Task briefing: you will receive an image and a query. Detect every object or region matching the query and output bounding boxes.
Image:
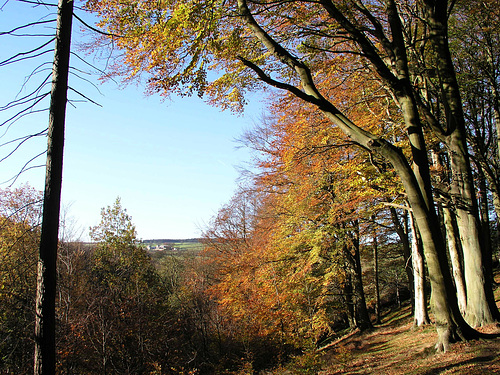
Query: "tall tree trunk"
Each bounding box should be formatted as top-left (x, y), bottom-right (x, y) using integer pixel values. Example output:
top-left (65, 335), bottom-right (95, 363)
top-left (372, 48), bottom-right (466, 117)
top-left (431, 149), bottom-right (467, 316)
top-left (373, 229), bottom-right (381, 324)
top-left (343, 273), bottom-right (356, 329)
top-left (441, 205), bottom-right (467, 316)
top-left (448, 135), bottom-right (494, 325)
top-left (477, 167), bottom-right (498, 319)
top-left (423, 0), bottom-right (499, 326)
top-left (344, 223), bottom-right (372, 331)
top-left (34, 1), bottom-right (73, 374)
top-left (389, 206), bottom-right (414, 312)
top-left (409, 210), bottom-right (430, 327)
top-left (478, 167), bottom-right (493, 276)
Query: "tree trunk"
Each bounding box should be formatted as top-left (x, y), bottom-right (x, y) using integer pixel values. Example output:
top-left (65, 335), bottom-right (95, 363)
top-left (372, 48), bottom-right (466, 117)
top-left (441, 205), bottom-right (467, 316)
top-left (344, 223), bottom-right (372, 331)
top-left (448, 135), bottom-right (494, 326)
top-left (409, 210), bottom-right (430, 327)
top-left (343, 273), bottom-right (356, 329)
top-left (34, 1), bottom-right (73, 374)
top-left (431, 148), bottom-right (467, 317)
top-left (477, 167), bottom-right (499, 320)
top-left (373, 230), bottom-right (381, 324)
top-left (389, 206), bottom-right (414, 312)
top-left (423, 0), bottom-right (499, 326)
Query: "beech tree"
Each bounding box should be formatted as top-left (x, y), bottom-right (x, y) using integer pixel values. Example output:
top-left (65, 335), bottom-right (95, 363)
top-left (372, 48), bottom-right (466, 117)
top-left (85, 0), bottom-right (499, 349)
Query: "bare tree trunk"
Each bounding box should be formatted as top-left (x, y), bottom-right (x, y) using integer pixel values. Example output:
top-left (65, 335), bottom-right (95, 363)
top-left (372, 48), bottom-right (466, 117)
top-left (441, 206), bottom-right (467, 316)
top-left (431, 148), bottom-right (467, 317)
top-left (345, 223), bottom-right (372, 331)
top-left (423, 0), bottom-right (498, 326)
top-left (409, 210), bottom-right (429, 327)
top-left (373, 231), bottom-right (381, 324)
top-left (343, 273), bottom-right (356, 329)
top-left (34, 1), bottom-right (73, 374)
top-left (389, 207), bottom-right (414, 312)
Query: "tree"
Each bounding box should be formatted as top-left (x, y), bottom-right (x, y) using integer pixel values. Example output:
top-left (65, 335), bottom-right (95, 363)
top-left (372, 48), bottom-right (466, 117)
top-left (450, 0), bottom-right (500, 319)
top-left (89, 197), bottom-right (137, 246)
top-left (85, 0), bottom-right (494, 349)
top-left (34, 1), bottom-right (74, 373)
top-left (76, 198), bottom-right (173, 373)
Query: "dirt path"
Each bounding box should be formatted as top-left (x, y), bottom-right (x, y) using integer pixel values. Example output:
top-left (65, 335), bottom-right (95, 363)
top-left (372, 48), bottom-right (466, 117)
top-left (322, 309), bottom-right (500, 374)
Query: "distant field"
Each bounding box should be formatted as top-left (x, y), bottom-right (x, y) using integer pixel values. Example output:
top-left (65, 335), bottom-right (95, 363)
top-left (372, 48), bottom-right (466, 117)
top-left (144, 239), bottom-right (204, 254)
top-left (171, 241), bottom-right (204, 252)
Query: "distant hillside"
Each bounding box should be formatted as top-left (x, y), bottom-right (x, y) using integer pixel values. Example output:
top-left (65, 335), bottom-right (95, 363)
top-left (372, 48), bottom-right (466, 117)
top-left (143, 238), bottom-right (203, 255)
top-left (141, 238), bottom-right (201, 244)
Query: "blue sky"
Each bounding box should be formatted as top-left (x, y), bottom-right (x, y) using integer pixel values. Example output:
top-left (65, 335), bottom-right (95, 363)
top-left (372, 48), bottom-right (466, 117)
top-left (0, 0), bottom-right (262, 240)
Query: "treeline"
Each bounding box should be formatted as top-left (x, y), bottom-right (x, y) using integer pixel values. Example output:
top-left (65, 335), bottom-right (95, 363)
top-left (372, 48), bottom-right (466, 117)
top-left (142, 239), bottom-right (201, 244)
top-left (0, 186), bottom-right (410, 374)
top-left (0, 194), bottom-right (196, 373)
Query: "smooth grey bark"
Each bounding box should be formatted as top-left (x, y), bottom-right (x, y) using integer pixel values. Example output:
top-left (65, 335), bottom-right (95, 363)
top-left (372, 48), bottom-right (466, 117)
top-left (389, 206), bottom-right (414, 311)
top-left (442, 205), bottom-right (467, 316)
top-left (431, 148), bottom-right (467, 316)
top-left (422, 0), bottom-right (497, 326)
top-left (34, 0), bottom-right (73, 374)
top-left (373, 232), bottom-right (381, 324)
top-left (409, 211), bottom-right (430, 327)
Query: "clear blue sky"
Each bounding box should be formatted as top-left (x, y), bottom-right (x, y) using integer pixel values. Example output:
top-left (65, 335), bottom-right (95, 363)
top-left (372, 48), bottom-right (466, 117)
top-left (0, 0), bottom-right (262, 240)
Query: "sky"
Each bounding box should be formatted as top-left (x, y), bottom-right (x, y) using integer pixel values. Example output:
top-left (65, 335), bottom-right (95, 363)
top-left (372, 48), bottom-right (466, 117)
top-left (0, 1), bottom-right (263, 240)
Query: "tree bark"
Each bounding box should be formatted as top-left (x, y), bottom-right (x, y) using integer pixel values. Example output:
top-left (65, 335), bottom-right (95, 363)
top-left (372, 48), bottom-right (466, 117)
top-left (441, 205), bottom-right (467, 316)
top-left (423, 0), bottom-right (499, 326)
top-left (373, 227), bottom-right (381, 324)
top-left (34, 1), bottom-right (73, 374)
top-left (409, 211), bottom-right (430, 327)
top-left (344, 239), bottom-right (372, 331)
top-left (389, 206), bottom-right (414, 312)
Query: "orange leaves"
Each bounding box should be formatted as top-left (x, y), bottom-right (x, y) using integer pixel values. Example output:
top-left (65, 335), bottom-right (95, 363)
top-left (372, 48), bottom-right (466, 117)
top-left (85, 0), bottom-right (255, 103)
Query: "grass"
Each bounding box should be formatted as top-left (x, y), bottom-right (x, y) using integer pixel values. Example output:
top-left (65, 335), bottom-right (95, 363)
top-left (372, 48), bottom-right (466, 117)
top-left (171, 241), bottom-right (204, 252)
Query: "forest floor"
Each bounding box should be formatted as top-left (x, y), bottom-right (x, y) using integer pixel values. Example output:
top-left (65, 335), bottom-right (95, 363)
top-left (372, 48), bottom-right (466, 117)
top-left (314, 273), bottom-right (500, 375)
top-left (320, 306), bottom-right (500, 374)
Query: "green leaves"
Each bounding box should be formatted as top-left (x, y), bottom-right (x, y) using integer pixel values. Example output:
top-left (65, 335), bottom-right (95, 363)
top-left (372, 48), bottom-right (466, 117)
top-left (89, 196), bottom-right (137, 247)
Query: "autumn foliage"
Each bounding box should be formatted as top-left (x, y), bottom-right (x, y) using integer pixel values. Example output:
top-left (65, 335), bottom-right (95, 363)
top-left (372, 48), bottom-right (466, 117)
top-left (3, 0), bottom-right (500, 373)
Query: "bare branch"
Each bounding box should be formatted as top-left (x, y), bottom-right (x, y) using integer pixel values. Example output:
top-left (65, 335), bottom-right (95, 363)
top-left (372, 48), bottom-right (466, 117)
top-left (0, 94), bottom-right (49, 129)
top-left (0, 19), bottom-right (55, 36)
top-left (68, 87), bottom-right (102, 107)
top-left (3, 150), bottom-right (46, 186)
top-left (0, 38), bottom-right (55, 66)
top-left (73, 12), bottom-right (122, 38)
top-left (0, 129), bottom-right (47, 163)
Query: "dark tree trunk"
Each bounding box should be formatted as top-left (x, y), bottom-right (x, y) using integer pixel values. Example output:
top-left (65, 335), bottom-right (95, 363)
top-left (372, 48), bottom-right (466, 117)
top-left (343, 273), bottom-right (356, 329)
top-left (344, 223), bottom-right (372, 331)
top-left (34, 1), bottom-right (73, 374)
